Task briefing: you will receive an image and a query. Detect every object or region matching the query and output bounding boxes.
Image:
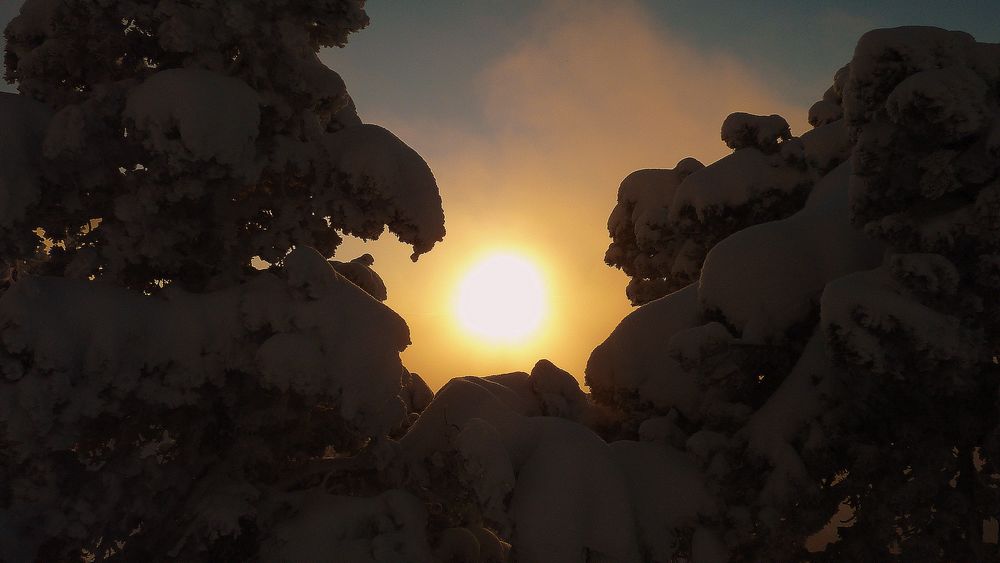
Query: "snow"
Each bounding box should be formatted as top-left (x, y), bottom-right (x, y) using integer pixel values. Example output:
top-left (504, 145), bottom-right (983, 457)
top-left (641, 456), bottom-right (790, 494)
top-left (692, 527), bottom-right (729, 563)
top-left (885, 67), bottom-right (991, 143)
top-left (330, 253), bottom-right (388, 301)
top-left (843, 27), bottom-right (978, 125)
top-left (887, 253), bottom-right (960, 296)
top-left (604, 158), bottom-right (706, 304)
top-left (607, 159), bottom-right (704, 253)
top-left (0, 247), bottom-right (412, 458)
top-left (669, 146), bottom-right (808, 221)
top-left (808, 100), bottom-right (842, 128)
top-left (259, 490), bottom-right (433, 562)
top-left (611, 440), bottom-right (715, 561)
top-left (820, 266), bottom-right (983, 376)
top-left (125, 68), bottom-right (261, 175)
top-left (0, 93), bottom-right (52, 227)
top-left (699, 161), bottom-right (885, 342)
top-left (399, 364), bottom-right (722, 562)
top-left (323, 124), bottom-right (446, 259)
top-left (586, 284), bottom-right (704, 417)
top-left (528, 358), bottom-right (591, 421)
top-left (799, 119), bottom-right (851, 173)
top-left (6, 6), bottom-right (1000, 559)
top-left (720, 112), bottom-right (791, 152)
top-left (740, 332), bottom-right (833, 504)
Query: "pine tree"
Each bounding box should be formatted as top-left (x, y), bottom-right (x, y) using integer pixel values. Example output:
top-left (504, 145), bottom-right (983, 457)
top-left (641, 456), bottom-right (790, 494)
top-left (0, 0), bottom-right (444, 559)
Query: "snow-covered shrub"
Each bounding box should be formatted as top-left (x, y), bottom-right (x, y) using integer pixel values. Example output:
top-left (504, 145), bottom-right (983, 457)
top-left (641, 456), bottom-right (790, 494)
top-left (594, 26), bottom-right (1000, 561)
top-left (1, 1), bottom-right (446, 560)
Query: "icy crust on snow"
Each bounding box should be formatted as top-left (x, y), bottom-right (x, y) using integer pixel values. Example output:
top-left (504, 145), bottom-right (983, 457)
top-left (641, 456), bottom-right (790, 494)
top-left (0, 247), bottom-right (410, 458)
top-left (323, 124), bottom-right (446, 260)
top-left (399, 368), bottom-right (719, 563)
top-left (0, 93), bottom-right (52, 227)
top-left (125, 68), bottom-right (261, 175)
top-left (699, 161), bottom-right (885, 343)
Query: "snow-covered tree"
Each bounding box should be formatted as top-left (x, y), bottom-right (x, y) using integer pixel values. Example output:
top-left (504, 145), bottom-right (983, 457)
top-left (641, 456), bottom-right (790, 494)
top-left (0, 0), bottom-right (445, 560)
top-left (5, 4), bottom-right (999, 560)
top-left (593, 25), bottom-right (1000, 561)
top-left (2, 0), bottom-right (444, 292)
top-left (605, 108), bottom-right (851, 305)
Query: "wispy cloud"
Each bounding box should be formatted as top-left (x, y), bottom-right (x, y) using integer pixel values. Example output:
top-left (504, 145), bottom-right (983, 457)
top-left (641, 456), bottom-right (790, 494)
top-left (340, 0), bottom-right (807, 386)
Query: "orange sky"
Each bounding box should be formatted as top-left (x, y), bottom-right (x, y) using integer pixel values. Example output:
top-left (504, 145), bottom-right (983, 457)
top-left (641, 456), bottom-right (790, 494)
top-left (336, 1), bottom-right (808, 389)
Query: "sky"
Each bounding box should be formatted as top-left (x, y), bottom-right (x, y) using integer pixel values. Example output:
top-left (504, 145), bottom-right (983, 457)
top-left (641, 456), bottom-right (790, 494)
top-left (2, 1), bottom-right (1000, 388)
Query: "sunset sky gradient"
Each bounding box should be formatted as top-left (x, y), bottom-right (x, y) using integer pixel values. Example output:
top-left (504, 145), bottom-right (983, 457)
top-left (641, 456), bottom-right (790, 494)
top-left (323, 1), bottom-right (999, 387)
top-left (2, 0), bottom-right (999, 388)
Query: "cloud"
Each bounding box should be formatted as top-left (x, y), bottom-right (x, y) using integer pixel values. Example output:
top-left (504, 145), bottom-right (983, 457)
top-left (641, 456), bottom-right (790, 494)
top-left (340, 0), bottom-right (807, 387)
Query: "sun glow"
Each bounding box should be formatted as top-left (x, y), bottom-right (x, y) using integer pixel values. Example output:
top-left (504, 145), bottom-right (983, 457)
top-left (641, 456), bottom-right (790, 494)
top-left (455, 252), bottom-right (547, 343)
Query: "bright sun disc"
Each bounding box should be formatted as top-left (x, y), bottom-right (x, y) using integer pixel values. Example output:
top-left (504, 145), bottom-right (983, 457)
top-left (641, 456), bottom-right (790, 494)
top-left (455, 253), bottom-right (547, 343)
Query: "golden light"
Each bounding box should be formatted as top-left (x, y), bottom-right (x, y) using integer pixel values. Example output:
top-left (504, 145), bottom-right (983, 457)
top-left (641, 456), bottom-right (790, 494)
top-left (454, 252), bottom-right (547, 343)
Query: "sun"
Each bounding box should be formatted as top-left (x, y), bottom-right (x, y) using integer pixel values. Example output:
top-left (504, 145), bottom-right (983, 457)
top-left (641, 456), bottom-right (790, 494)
top-left (455, 252), bottom-right (547, 343)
